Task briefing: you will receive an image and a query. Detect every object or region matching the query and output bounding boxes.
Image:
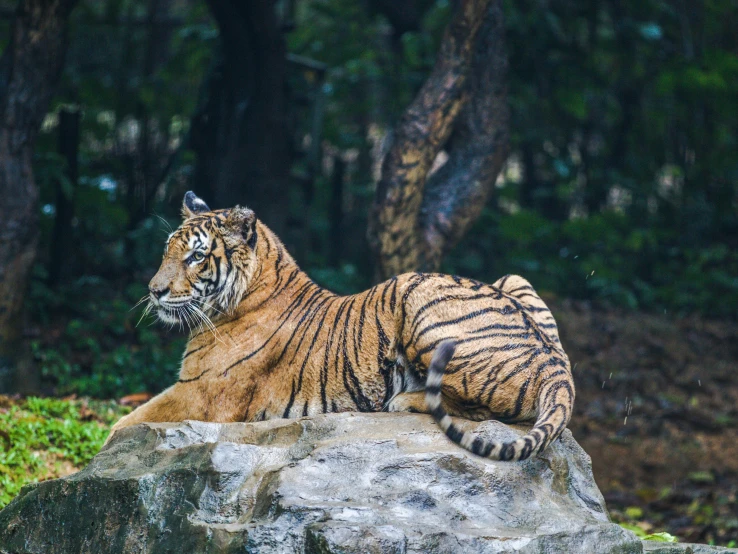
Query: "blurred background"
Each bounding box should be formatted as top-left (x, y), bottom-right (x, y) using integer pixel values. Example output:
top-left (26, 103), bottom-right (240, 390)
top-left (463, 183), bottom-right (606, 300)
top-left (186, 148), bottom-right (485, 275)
top-left (0, 0), bottom-right (736, 546)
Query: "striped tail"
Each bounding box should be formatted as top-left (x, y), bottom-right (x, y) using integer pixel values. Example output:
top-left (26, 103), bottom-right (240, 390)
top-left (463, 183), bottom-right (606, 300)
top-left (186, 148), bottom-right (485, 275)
top-left (425, 340), bottom-right (574, 462)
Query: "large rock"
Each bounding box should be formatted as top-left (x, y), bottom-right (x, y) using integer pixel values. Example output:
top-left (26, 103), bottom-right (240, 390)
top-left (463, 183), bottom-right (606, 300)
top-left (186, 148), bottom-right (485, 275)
top-left (0, 413), bottom-right (656, 553)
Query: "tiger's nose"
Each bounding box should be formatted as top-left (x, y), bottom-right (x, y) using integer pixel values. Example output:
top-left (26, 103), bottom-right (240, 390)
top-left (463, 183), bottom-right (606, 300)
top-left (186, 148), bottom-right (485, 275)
top-left (149, 284), bottom-right (169, 300)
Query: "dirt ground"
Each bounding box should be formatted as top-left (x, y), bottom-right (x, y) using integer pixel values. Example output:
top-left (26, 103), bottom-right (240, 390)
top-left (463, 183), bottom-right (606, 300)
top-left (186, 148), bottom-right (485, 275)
top-left (550, 298), bottom-right (738, 546)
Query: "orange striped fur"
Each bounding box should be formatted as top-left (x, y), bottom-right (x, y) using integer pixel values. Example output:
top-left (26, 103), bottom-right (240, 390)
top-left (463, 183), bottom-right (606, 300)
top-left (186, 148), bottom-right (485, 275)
top-left (109, 192), bottom-right (575, 460)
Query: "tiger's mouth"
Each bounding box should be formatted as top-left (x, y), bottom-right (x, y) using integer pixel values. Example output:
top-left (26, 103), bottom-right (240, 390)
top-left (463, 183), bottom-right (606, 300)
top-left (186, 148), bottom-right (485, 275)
top-left (151, 298), bottom-right (218, 334)
top-left (157, 305), bottom-right (182, 324)
top-left (153, 296), bottom-right (192, 324)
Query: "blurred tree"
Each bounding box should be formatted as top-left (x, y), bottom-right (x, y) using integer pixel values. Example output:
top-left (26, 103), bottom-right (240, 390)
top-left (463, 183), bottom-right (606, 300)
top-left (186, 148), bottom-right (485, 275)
top-left (123, 0), bottom-right (174, 258)
top-left (0, 0), bottom-right (78, 392)
top-left (368, 0), bottom-right (509, 278)
top-left (48, 107), bottom-right (80, 286)
top-left (190, 0), bottom-right (291, 238)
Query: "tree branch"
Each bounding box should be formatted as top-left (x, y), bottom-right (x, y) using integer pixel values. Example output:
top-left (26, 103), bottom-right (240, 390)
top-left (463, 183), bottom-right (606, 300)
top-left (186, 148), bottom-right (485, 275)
top-left (419, 0), bottom-right (509, 270)
top-left (368, 0), bottom-right (493, 278)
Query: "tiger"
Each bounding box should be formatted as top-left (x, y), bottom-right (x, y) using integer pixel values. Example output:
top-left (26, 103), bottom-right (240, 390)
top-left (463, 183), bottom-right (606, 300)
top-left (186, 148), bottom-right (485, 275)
top-left (108, 191), bottom-right (575, 461)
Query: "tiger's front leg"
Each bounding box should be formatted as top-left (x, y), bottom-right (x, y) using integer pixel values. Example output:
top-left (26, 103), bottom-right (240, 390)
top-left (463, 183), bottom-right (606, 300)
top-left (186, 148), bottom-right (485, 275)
top-left (105, 381), bottom-right (213, 444)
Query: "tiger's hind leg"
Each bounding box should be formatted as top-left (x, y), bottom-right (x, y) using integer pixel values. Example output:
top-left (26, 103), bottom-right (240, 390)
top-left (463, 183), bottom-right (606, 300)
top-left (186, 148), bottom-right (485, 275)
top-left (385, 390), bottom-right (490, 420)
top-left (492, 274), bottom-right (562, 345)
top-left (385, 391), bottom-right (428, 413)
top-left (396, 336), bottom-right (540, 425)
top-left (384, 339), bottom-right (471, 417)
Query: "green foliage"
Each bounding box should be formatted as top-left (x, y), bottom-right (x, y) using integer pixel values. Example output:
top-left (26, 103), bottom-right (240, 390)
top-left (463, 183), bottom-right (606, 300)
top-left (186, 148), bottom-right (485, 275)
top-left (289, 0), bottom-right (448, 142)
top-left (0, 397), bottom-right (129, 509)
top-left (447, 209), bottom-right (738, 318)
top-left (620, 524), bottom-right (679, 543)
top-left (309, 263), bottom-right (366, 296)
top-left (28, 202), bottom-right (186, 398)
top-left (27, 277), bottom-right (185, 398)
top-left (285, 0), bottom-right (738, 319)
top-left (614, 504), bottom-right (679, 542)
top-left (60, 0), bottom-right (215, 145)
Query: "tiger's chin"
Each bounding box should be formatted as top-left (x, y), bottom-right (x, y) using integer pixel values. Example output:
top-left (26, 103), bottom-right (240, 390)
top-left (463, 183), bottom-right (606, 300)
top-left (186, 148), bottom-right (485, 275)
top-left (157, 306), bottom-right (183, 324)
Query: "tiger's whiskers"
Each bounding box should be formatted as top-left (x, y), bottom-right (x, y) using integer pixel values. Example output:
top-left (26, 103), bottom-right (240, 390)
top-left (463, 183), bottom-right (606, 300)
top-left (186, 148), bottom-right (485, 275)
top-left (135, 301), bottom-right (155, 327)
top-left (198, 298), bottom-right (226, 317)
top-left (152, 213), bottom-right (173, 233)
top-left (189, 303), bottom-right (224, 344)
top-left (130, 295), bottom-right (150, 312)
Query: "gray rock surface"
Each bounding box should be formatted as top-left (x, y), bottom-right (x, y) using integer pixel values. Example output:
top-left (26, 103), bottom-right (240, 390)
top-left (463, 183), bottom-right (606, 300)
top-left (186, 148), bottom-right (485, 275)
top-left (643, 542), bottom-right (738, 554)
top-left (0, 412), bottom-right (720, 554)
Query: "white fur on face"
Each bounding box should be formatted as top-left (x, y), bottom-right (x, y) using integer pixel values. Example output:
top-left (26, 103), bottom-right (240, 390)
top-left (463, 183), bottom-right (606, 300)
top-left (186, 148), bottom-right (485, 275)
top-left (157, 307), bottom-right (180, 324)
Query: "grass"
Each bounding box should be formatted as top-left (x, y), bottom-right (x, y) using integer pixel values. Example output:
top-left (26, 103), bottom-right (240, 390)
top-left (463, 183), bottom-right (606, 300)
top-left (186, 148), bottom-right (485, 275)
top-left (0, 396), bottom-right (130, 509)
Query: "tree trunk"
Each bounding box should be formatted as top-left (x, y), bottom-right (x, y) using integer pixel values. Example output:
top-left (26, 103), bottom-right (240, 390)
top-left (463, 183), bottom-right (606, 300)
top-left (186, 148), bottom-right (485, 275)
top-left (49, 107), bottom-right (80, 286)
top-left (0, 0), bottom-right (78, 392)
top-left (328, 156), bottom-right (345, 267)
top-left (368, 0), bottom-right (509, 279)
top-left (191, 0), bottom-right (291, 238)
top-left (123, 0), bottom-right (171, 269)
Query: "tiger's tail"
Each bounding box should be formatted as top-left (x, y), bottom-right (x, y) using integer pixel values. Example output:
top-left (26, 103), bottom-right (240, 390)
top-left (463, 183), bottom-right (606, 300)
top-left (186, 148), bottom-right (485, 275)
top-left (425, 340), bottom-right (574, 461)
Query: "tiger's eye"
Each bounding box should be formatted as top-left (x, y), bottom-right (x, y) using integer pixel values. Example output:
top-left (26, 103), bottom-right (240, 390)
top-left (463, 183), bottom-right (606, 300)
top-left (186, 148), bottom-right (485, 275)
top-left (193, 252), bottom-right (205, 262)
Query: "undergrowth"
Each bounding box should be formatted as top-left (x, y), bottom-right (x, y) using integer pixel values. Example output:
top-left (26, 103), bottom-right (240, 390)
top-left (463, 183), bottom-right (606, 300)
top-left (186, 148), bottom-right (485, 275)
top-left (0, 396), bottom-right (129, 509)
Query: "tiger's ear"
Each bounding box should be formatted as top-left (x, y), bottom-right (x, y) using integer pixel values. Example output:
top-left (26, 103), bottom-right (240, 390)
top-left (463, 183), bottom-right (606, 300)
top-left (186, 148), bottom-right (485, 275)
top-left (224, 206), bottom-right (257, 247)
top-left (182, 191), bottom-right (211, 219)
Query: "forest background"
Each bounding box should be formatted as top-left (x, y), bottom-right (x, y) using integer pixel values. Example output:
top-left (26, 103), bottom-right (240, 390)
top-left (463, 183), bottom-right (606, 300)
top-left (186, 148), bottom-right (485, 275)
top-left (0, 0), bottom-right (736, 546)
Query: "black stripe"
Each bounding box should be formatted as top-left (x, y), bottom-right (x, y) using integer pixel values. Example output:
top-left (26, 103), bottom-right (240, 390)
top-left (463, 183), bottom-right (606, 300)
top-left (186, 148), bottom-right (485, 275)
top-left (471, 436), bottom-right (492, 457)
top-left (183, 344), bottom-right (207, 359)
top-left (414, 305), bottom-right (517, 344)
top-left (247, 224), bottom-right (258, 249)
top-left (445, 424), bottom-right (464, 443)
top-left (425, 384), bottom-right (441, 395)
top-left (500, 443), bottom-right (515, 461)
top-left (430, 404), bottom-right (445, 421)
top-left (178, 368), bottom-right (211, 383)
top-left (283, 379), bottom-right (297, 418)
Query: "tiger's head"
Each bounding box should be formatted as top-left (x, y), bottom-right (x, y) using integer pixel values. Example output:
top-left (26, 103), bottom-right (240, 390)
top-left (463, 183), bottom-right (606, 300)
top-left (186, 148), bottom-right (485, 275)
top-left (147, 191), bottom-right (258, 326)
